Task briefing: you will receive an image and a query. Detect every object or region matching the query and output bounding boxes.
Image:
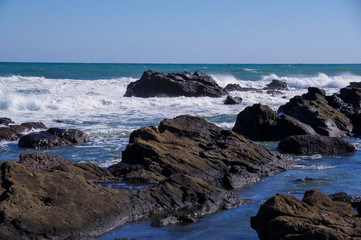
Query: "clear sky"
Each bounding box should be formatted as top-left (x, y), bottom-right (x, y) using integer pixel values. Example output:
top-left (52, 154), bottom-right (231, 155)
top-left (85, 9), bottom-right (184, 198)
top-left (0, 0), bottom-right (360, 63)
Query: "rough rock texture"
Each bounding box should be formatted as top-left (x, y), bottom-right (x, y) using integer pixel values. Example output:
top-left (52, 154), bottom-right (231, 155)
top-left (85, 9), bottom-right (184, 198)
top-left (0, 117), bottom-right (14, 126)
top-left (0, 161), bottom-right (132, 240)
top-left (124, 70), bottom-right (227, 98)
top-left (278, 87), bottom-right (352, 137)
top-left (277, 135), bottom-right (355, 155)
top-left (0, 122), bottom-right (47, 142)
top-left (110, 115), bottom-right (292, 189)
top-left (232, 104), bottom-right (316, 141)
top-left (224, 95), bottom-right (242, 105)
top-left (18, 128), bottom-right (89, 149)
top-left (224, 83), bottom-right (261, 92)
top-left (19, 152), bottom-right (76, 170)
top-left (251, 190), bottom-right (361, 240)
top-left (264, 79), bottom-right (288, 90)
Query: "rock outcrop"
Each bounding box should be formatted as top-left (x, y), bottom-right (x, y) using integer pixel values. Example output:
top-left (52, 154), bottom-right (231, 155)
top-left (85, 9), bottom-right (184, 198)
top-left (251, 190), bottom-right (361, 240)
top-left (232, 104), bottom-right (316, 141)
top-left (224, 95), bottom-right (242, 105)
top-left (264, 79), bottom-right (288, 90)
top-left (0, 121), bottom-right (47, 142)
top-left (277, 135), bottom-right (355, 155)
top-left (224, 83), bottom-right (261, 92)
top-left (124, 70), bottom-right (227, 98)
top-left (110, 115), bottom-right (292, 189)
top-left (278, 87), bottom-right (352, 137)
top-left (18, 128), bottom-right (89, 149)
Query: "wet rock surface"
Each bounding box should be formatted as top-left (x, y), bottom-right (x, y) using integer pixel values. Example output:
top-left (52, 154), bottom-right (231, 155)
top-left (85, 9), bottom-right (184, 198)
top-left (251, 190), bottom-right (361, 240)
top-left (111, 115), bottom-right (292, 189)
top-left (0, 115), bottom-right (293, 239)
top-left (278, 87), bottom-right (353, 137)
top-left (0, 121), bottom-right (47, 142)
top-left (124, 70), bottom-right (228, 98)
top-left (278, 135), bottom-right (355, 155)
top-left (264, 79), bottom-right (288, 90)
top-left (18, 128), bottom-right (89, 149)
top-left (232, 104), bottom-right (316, 141)
top-left (224, 95), bottom-right (242, 105)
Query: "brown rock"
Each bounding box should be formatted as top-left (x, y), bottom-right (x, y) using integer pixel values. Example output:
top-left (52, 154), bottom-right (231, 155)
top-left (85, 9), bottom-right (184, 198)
top-left (251, 190), bottom-right (361, 240)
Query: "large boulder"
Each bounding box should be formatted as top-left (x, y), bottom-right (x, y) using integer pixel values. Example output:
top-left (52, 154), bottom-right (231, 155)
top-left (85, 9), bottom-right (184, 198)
top-left (18, 128), bottom-right (89, 149)
top-left (232, 104), bottom-right (316, 141)
top-left (251, 190), bottom-right (361, 240)
top-left (278, 87), bottom-right (352, 137)
top-left (110, 115), bottom-right (292, 189)
top-left (224, 95), bottom-right (242, 105)
top-left (264, 79), bottom-right (288, 90)
top-left (277, 135), bottom-right (355, 155)
top-left (124, 70), bottom-right (228, 98)
top-left (224, 83), bottom-right (261, 92)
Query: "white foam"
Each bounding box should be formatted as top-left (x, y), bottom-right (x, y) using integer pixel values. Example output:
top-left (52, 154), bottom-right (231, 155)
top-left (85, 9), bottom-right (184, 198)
top-left (292, 164), bottom-right (336, 170)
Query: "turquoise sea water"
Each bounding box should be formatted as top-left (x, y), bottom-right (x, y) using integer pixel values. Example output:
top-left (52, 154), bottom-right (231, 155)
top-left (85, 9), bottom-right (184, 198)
top-left (1, 63), bottom-right (361, 239)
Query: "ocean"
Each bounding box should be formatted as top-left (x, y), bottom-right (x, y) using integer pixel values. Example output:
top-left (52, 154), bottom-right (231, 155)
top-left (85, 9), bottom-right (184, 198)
top-left (1, 62), bottom-right (361, 239)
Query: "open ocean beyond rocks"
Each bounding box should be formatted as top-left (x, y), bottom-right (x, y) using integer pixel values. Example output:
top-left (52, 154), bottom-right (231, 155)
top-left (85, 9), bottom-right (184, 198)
top-left (1, 62), bottom-right (361, 239)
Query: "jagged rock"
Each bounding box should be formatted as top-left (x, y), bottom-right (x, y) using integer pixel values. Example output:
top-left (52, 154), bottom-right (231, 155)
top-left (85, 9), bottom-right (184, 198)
top-left (232, 104), bottom-right (316, 141)
top-left (0, 122), bottom-right (47, 142)
top-left (251, 190), bottom-right (361, 240)
top-left (111, 115), bottom-right (292, 189)
top-left (224, 95), bottom-right (242, 105)
top-left (347, 82), bottom-right (361, 88)
top-left (0, 117), bottom-right (14, 126)
top-left (124, 70), bottom-right (227, 98)
top-left (277, 135), bottom-right (355, 155)
top-left (19, 152), bottom-right (75, 170)
top-left (224, 83), bottom-right (261, 92)
top-left (0, 127), bottom-right (22, 141)
top-left (0, 161), bottom-right (132, 239)
top-left (264, 79), bottom-right (288, 90)
top-left (339, 87), bottom-right (361, 109)
top-left (18, 128), bottom-right (89, 149)
top-left (278, 87), bottom-right (353, 137)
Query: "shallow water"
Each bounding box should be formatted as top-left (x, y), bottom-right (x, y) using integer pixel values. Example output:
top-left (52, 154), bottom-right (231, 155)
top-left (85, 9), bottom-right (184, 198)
top-left (0, 63), bottom-right (361, 239)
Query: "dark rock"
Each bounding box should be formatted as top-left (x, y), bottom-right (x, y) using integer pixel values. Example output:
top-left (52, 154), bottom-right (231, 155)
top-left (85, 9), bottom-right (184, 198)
top-left (278, 135), bottom-right (355, 155)
top-left (0, 127), bottom-right (22, 141)
top-left (19, 152), bottom-right (75, 170)
top-left (152, 214), bottom-right (197, 227)
top-left (224, 95), bottom-right (242, 105)
top-left (339, 87), bottom-right (361, 109)
top-left (124, 70), bottom-right (228, 98)
top-left (224, 83), bottom-right (262, 92)
top-left (264, 79), bottom-right (288, 90)
top-left (18, 128), bottom-right (89, 149)
top-left (347, 82), bottom-right (361, 88)
top-left (232, 104), bottom-right (316, 141)
top-left (278, 88), bottom-right (352, 137)
top-left (0, 117), bottom-right (14, 126)
top-left (329, 192), bottom-right (361, 210)
top-left (251, 190), bottom-right (361, 240)
top-left (116, 115), bottom-right (292, 188)
top-left (295, 176), bottom-right (316, 182)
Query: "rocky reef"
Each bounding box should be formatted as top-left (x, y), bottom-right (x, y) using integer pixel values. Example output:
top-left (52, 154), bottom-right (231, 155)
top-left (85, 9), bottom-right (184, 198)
top-left (251, 190), bottom-right (361, 240)
top-left (124, 70), bottom-right (228, 97)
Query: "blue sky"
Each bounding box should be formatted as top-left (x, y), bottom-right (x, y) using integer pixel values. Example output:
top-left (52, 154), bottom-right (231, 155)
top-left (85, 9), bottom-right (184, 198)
top-left (0, 0), bottom-right (360, 63)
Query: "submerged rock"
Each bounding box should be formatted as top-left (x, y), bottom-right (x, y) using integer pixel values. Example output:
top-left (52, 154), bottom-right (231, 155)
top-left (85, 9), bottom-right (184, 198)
top-left (124, 70), bottom-right (227, 98)
top-left (251, 190), bottom-right (361, 240)
top-left (232, 104), bottom-right (316, 141)
top-left (278, 87), bottom-right (352, 137)
top-left (224, 95), bottom-right (242, 105)
top-left (277, 135), bottom-right (355, 155)
top-left (18, 128), bottom-right (89, 149)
